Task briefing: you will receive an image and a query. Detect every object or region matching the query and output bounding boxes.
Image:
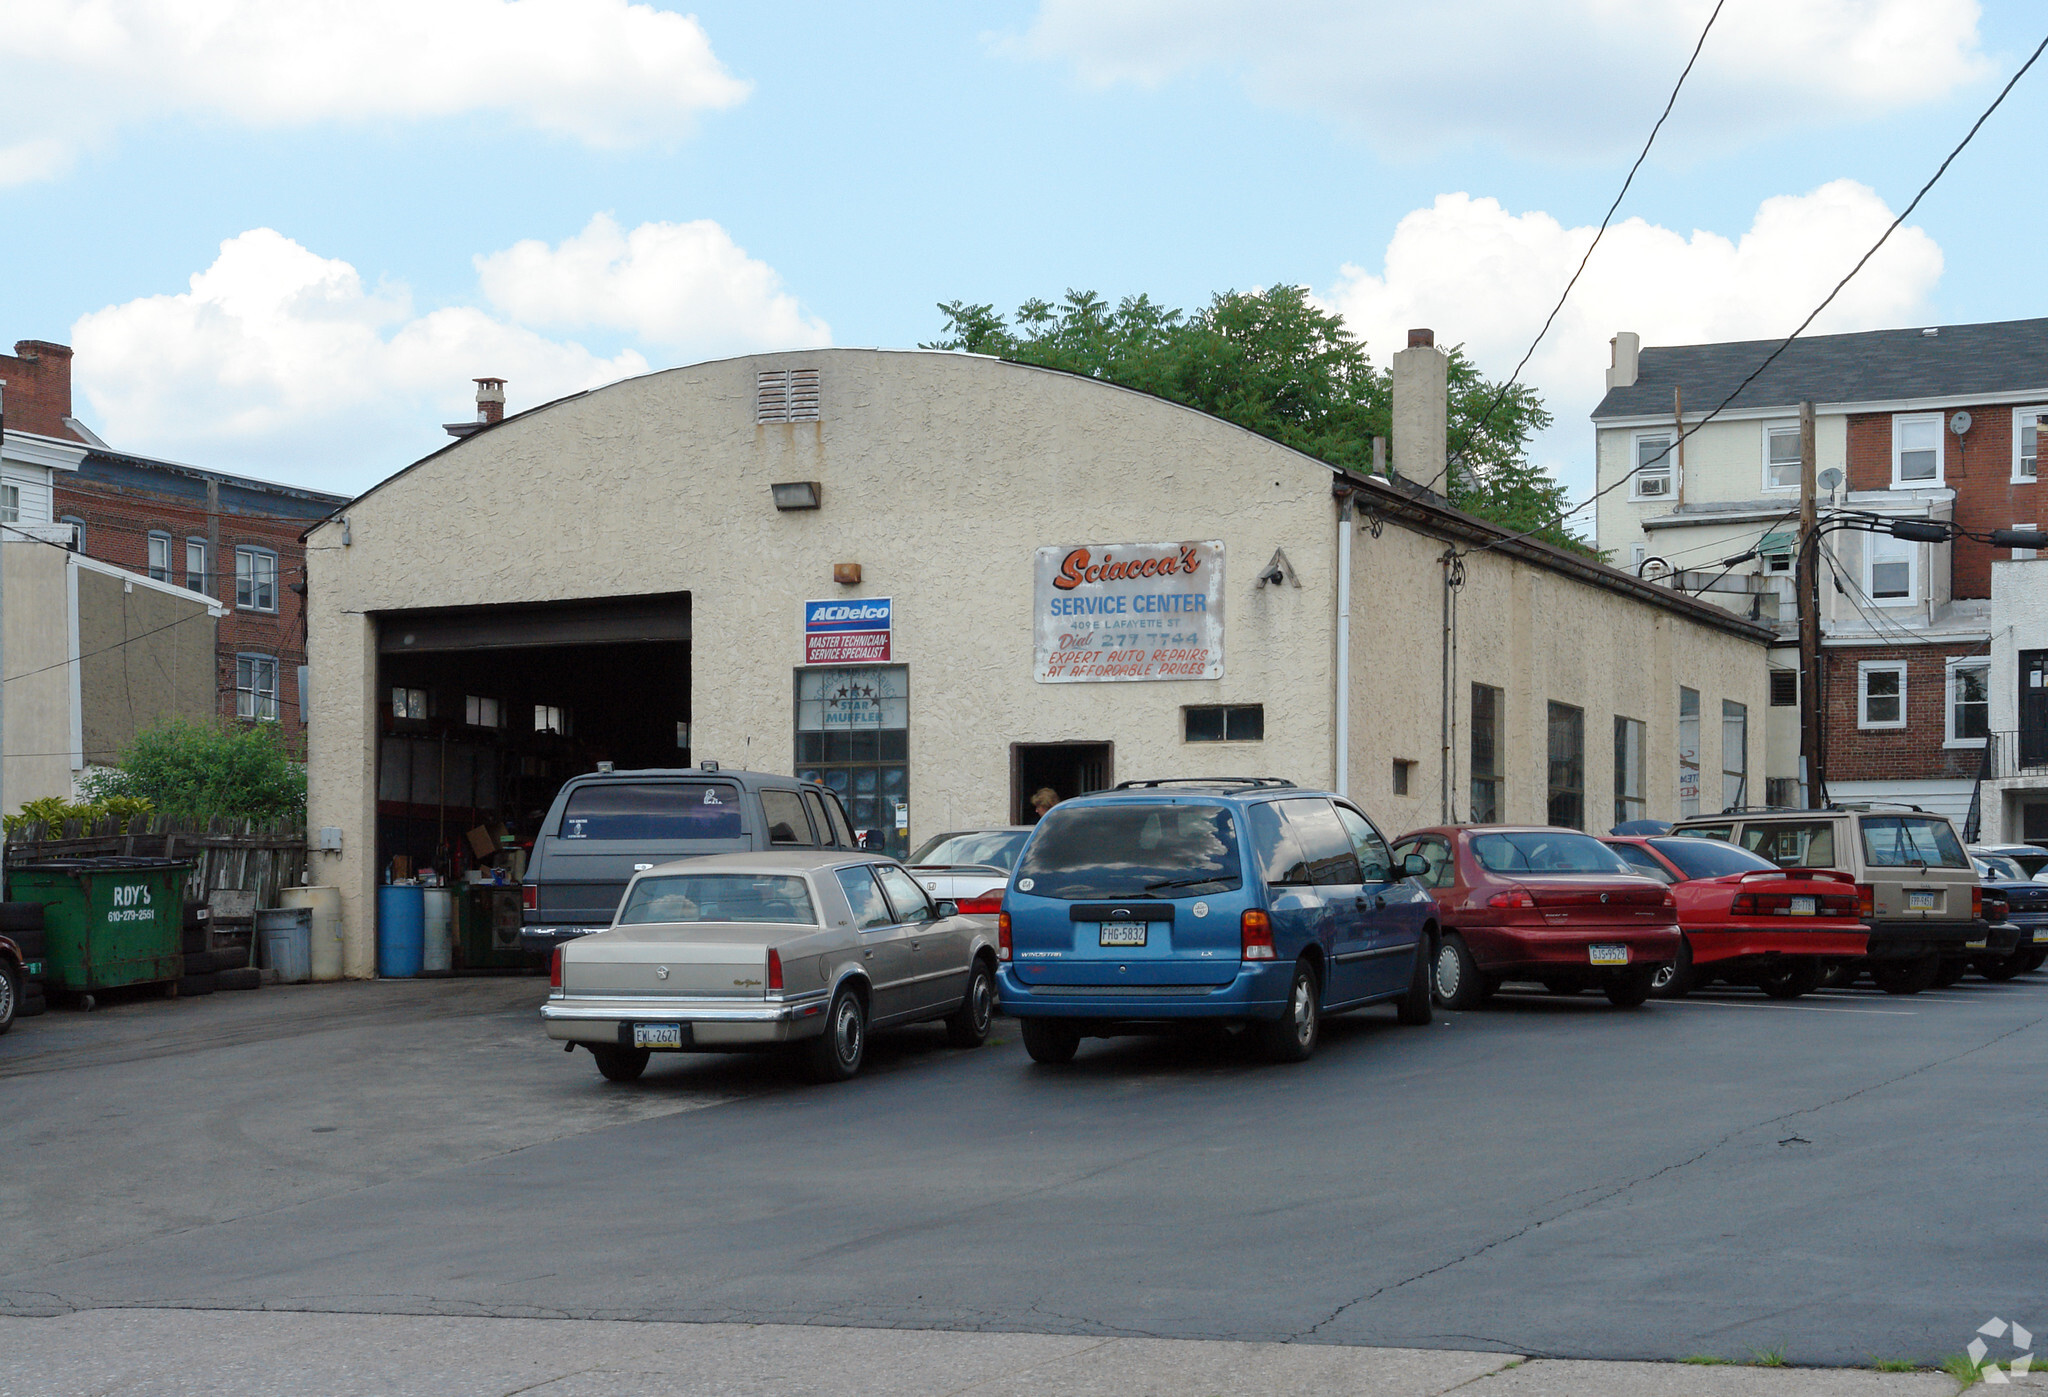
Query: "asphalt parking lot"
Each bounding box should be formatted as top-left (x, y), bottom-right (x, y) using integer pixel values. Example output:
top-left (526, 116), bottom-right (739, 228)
top-left (1, 969), bottom-right (2043, 1376)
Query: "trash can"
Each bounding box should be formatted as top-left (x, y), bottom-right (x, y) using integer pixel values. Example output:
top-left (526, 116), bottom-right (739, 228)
top-left (5, 857), bottom-right (193, 1004)
top-left (257, 906), bottom-right (313, 983)
top-left (280, 886), bottom-right (343, 981)
top-left (421, 887), bottom-right (454, 976)
top-left (377, 884), bottom-right (424, 978)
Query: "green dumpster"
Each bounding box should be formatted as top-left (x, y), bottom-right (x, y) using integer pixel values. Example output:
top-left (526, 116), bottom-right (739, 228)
top-left (5, 857), bottom-right (192, 1005)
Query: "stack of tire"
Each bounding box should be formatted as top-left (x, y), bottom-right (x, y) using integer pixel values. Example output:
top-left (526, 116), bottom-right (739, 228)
top-left (1, 902), bottom-right (52, 1029)
top-left (180, 905), bottom-right (262, 997)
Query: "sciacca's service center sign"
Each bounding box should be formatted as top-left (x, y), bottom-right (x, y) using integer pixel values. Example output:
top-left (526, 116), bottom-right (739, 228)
top-left (1034, 541), bottom-right (1224, 683)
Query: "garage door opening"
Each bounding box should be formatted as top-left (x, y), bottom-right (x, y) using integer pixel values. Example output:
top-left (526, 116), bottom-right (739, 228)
top-left (1011, 742), bottom-right (1113, 824)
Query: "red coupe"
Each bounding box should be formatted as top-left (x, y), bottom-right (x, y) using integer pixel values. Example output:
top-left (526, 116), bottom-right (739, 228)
top-left (1390, 826), bottom-right (1681, 1008)
top-left (1600, 835), bottom-right (1867, 999)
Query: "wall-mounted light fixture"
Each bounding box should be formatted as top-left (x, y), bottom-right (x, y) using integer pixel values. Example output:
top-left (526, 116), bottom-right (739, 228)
top-left (834, 563), bottom-right (863, 585)
top-left (771, 481), bottom-right (822, 511)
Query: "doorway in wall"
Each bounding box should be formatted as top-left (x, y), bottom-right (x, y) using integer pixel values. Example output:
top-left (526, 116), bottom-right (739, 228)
top-left (1011, 742), bottom-right (1114, 824)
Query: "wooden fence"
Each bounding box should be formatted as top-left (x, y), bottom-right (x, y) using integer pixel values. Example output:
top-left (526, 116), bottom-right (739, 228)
top-left (2, 816), bottom-right (308, 911)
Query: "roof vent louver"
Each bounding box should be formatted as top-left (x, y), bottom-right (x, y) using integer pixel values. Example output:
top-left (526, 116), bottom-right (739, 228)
top-left (756, 368), bottom-right (821, 423)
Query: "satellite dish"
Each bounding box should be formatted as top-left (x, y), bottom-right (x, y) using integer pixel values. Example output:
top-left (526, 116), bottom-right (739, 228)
top-left (1818, 466), bottom-right (1844, 493)
top-left (1951, 411), bottom-right (1973, 436)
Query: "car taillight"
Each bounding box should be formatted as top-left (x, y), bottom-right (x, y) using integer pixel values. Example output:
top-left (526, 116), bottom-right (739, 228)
top-left (998, 912), bottom-right (1012, 961)
top-left (522, 884), bottom-right (538, 912)
top-left (956, 890), bottom-right (1005, 915)
top-left (1487, 886), bottom-right (1535, 910)
top-left (1972, 887), bottom-right (1984, 919)
top-left (549, 945), bottom-right (562, 989)
top-left (1857, 883), bottom-right (1874, 918)
top-left (1241, 909), bottom-right (1276, 960)
top-left (767, 947), bottom-right (783, 992)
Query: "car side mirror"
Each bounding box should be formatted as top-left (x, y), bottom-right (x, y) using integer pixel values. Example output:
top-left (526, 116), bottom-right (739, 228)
top-left (934, 899), bottom-right (959, 918)
top-left (1402, 853), bottom-right (1431, 878)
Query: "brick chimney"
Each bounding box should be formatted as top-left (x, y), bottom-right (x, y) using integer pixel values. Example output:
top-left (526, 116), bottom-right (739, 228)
top-left (443, 377), bottom-right (507, 438)
top-left (0, 339), bottom-right (80, 440)
top-left (1391, 327), bottom-right (1448, 487)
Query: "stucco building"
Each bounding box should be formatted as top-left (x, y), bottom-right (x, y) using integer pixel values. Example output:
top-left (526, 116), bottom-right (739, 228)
top-left (303, 345), bottom-right (1772, 975)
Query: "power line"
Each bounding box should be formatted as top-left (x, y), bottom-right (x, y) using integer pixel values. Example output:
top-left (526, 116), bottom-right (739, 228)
top-left (0, 608), bottom-right (215, 688)
top-left (1430, 0), bottom-right (1726, 493)
top-left (1467, 23), bottom-right (2048, 557)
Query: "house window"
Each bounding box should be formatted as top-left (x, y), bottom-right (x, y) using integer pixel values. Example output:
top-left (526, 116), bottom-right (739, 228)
top-left (1764, 424), bottom-right (1801, 491)
top-left (1678, 686), bottom-right (1701, 818)
top-left (235, 546), bottom-right (277, 612)
top-left (1184, 705), bottom-right (1264, 742)
top-left (60, 515), bottom-right (84, 550)
top-left (236, 655), bottom-right (279, 721)
top-left (1391, 759), bottom-right (1415, 796)
top-left (2014, 408), bottom-right (2044, 481)
top-left (1628, 543), bottom-right (1646, 574)
top-left (535, 704), bottom-right (572, 736)
top-left (1547, 703), bottom-right (1585, 830)
top-left (391, 687), bottom-right (427, 720)
top-left (1859, 661), bottom-right (1907, 730)
top-left (1866, 530), bottom-right (1916, 603)
top-left (298, 665), bottom-right (309, 726)
top-left (1947, 659), bottom-right (1989, 745)
top-left (465, 694), bottom-right (502, 728)
top-left (2012, 524), bottom-right (2039, 564)
top-left (676, 721), bottom-right (690, 749)
top-left (1631, 432), bottom-right (1674, 499)
top-left (1770, 669), bottom-right (1798, 707)
top-left (1614, 716), bottom-right (1646, 827)
top-left (1722, 700), bottom-right (1748, 811)
top-left (147, 531), bottom-right (172, 582)
top-left (0, 482), bottom-right (17, 524)
top-left (185, 538), bottom-right (210, 593)
top-left (1471, 683), bottom-right (1503, 822)
top-left (1892, 413), bottom-right (1943, 486)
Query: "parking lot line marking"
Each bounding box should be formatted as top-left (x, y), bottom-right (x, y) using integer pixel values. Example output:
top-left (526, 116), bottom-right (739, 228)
top-left (1661, 998), bottom-right (1916, 1016)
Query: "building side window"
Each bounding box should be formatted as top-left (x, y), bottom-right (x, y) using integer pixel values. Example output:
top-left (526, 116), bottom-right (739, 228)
top-left (185, 538), bottom-right (210, 594)
top-left (391, 687), bottom-right (427, 721)
top-left (1678, 686), bottom-right (1701, 818)
top-left (535, 704), bottom-right (572, 736)
top-left (60, 515), bottom-right (84, 551)
top-left (1764, 424), bottom-right (1801, 491)
top-left (1613, 716), bottom-right (1646, 827)
top-left (1628, 544), bottom-right (1646, 574)
top-left (236, 654), bottom-right (279, 722)
top-left (1859, 662), bottom-right (1907, 730)
top-left (147, 531), bottom-right (172, 582)
top-left (1547, 701), bottom-right (1585, 831)
top-left (1947, 660), bottom-right (1989, 746)
top-left (1391, 759), bottom-right (1415, 796)
top-left (1184, 705), bottom-right (1263, 742)
top-left (1631, 432), bottom-right (1673, 499)
top-left (1865, 530), bottom-right (1916, 604)
top-left (1471, 683), bottom-right (1503, 822)
top-left (1891, 412), bottom-right (1943, 486)
top-left (297, 665), bottom-right (309, 726)
top-left (235, 546), bottom-right (278, 612)
top-left (1770, 669), bottom-right (1798, 707)
top-left (2011, 524), bottom-right (2039, 564)
top-left (1721, 700), bottom-right (1748, 811)
top-left (0, 482), bottom-right (18, 524)
top-left (465, 695), bottom-right (502, 729)
top-left (2014, 407), bottom-right (2044, 482)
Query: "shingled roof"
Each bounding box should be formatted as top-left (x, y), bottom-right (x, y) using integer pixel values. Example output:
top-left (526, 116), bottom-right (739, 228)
top-left (1592, 317), bottom-right (2048, 421)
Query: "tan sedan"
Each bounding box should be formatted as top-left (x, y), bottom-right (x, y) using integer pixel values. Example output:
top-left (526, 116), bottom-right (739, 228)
top-left (540, 850), bottom-right (1001, 1082)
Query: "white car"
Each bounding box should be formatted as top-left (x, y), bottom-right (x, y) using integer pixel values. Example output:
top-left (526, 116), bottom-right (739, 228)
top-left (906, 827), bottom-right (1032, 913)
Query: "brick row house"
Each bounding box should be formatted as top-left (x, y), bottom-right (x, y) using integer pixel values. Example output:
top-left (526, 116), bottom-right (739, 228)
top-left (1592, 317), bottom-right (2048, 826)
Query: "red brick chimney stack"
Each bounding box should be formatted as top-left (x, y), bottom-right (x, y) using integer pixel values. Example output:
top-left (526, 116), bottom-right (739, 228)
top-left (1407, 328), bottom-right (1435, 349)
top-left (0, 339), bottom-right (79, 440)
top-left (475, 377), bottom-right (506, 425)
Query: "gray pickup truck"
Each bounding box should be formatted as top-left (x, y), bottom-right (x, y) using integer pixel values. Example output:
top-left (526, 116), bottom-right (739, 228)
top-left (520, 764), bottom-right (860, 958)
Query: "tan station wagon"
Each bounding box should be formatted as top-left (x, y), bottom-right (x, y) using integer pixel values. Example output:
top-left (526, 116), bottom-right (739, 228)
top-left (541, 851), bottom-right (1000, 1082)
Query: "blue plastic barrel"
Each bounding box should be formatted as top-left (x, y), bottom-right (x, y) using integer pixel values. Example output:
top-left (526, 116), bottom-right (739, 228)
top-left (376, 884), bottom-right (425, 978)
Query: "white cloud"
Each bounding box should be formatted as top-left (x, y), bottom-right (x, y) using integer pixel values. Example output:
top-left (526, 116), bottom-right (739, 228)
top-left (0, 0), bottom-right (749, 185)
top-left (1019, 0), bottom-right (1987, 156)
top-left (476, 214), bottom-right (832, 353)
top-left (1323, 179), bottom-right (1944, 494)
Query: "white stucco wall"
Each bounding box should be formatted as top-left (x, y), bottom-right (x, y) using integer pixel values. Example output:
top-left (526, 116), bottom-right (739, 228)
top-left (2, 539), bottom-right (75, 812)
top-left (1594, 413), bottom-right (1849, 560)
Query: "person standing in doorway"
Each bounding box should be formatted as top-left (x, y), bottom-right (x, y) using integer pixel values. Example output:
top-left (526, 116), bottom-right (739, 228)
top-left (1029, 787), bottom-right (1060, 823)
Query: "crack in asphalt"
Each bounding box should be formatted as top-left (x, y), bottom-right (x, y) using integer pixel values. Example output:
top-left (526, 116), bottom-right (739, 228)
top-left (1289, 1010), bottom-right (2048, 1345)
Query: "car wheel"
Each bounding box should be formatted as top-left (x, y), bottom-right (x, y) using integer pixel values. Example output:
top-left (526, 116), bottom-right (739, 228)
top-left (1020, 1017), bottom-right (1081, 1065)
top-left (1871, 956), bottom-right (1938, 995)
top-left (1254, 959), bottom-right (1321, 1063)
top-left (1651, 936), bottom-right (1695, 999)
top-left (1432, 933), bottom-right (1487, 1010)
top-left (1823, 960), bottom-right (1862, 989)
top-left (1931, 958), bottom-right (1965, 988)
top-left (1395, 934), bottom-right (1433, 1026)
top-left (802, 986), bottom-right (868, 1082)
top-left (945, 956), bottom-right (996, 1048)
top-left (592, 1045), bottom-right (650, 1082)
top-left (1975, 953), bottom-right (2026, 983)
top-left (1604, 969), bottom-right (1656, 1008)
top-left (1756, 960), bottom-right (1822, 1000)
top-left (0, 960), bottom-right (17, 1036)
top-left (2023, 947), bottom-right (2048, 973)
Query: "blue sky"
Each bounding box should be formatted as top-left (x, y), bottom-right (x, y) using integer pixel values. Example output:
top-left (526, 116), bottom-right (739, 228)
top-left (3, 1), bottom-right (2042, 513)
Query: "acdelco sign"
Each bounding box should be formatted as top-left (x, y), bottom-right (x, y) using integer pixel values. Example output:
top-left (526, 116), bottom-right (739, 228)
top-left (803, 597), bottom-right (893, 664)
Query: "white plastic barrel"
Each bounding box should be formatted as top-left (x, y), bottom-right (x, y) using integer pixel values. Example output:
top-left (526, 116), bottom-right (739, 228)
top-left (282, 886), bottom-right (344, 981)
top-left (421, 887), bottom-right (455, 975)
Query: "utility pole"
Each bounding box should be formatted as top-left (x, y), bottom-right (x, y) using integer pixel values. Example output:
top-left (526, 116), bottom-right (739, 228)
top-left (1796, 400), bottom-right (1825, 809)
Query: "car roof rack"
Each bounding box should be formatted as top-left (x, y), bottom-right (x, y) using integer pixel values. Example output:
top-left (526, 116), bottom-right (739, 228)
top-left (1113, 777), bottom-right (1298, 790)
top-left (1825, 801), bottom-right (1929, 814)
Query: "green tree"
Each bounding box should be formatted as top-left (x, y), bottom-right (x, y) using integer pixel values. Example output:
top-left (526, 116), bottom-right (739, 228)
top-left (927, 287), bottom-right (1583, 553)
top-left (79, 719), bottom-right (306, 823)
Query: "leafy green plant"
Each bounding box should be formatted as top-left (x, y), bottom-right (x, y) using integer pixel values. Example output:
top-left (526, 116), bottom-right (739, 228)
top-left (78, 719), bottom-right (304, 823)
top-left (96, 794), bottom-right (156, 825)
top-left (1750, 1348), bottom-right (1788, 1368)
top-left (1873, 1358), bottom-right (1920, 1372)
top-left (1681, 1355), bottom-right (1733, 1365)
top-left (1942, 1353), bottom-right (1986, 1387)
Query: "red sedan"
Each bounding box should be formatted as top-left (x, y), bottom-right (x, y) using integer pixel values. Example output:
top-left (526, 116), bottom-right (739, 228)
top-left (1390, 826), bottom-right (1681, 1008)
top-left (1600, 835), bottom-right (1867, 999)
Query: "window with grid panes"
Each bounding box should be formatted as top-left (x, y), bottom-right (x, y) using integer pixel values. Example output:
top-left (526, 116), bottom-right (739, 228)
top-left (236, 655), bottom-right (279, 721)
top-left (147, 532), bottom-right (172, 581)
top-left (1547, 702), bottom-right (1585, 830)
top-left (795, 665), bottom-right (908, 858)
top-left (1471, 683), bottom-right (1503, 821)
top-left (235, 546), bottom-right (277, 611)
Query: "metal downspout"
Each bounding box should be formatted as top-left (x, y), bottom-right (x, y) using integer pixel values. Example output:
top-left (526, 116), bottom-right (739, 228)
top-left (1334, 490), bottom-right (1353, 798)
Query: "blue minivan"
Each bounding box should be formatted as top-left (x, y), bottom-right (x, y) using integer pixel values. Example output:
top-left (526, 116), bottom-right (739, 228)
top-left (996, 778), bottom-right (1438, 1064)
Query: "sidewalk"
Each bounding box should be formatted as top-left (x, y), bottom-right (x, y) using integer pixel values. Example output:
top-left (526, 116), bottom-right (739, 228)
top-left (0, 1310), bottom-right (1970, 1396)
